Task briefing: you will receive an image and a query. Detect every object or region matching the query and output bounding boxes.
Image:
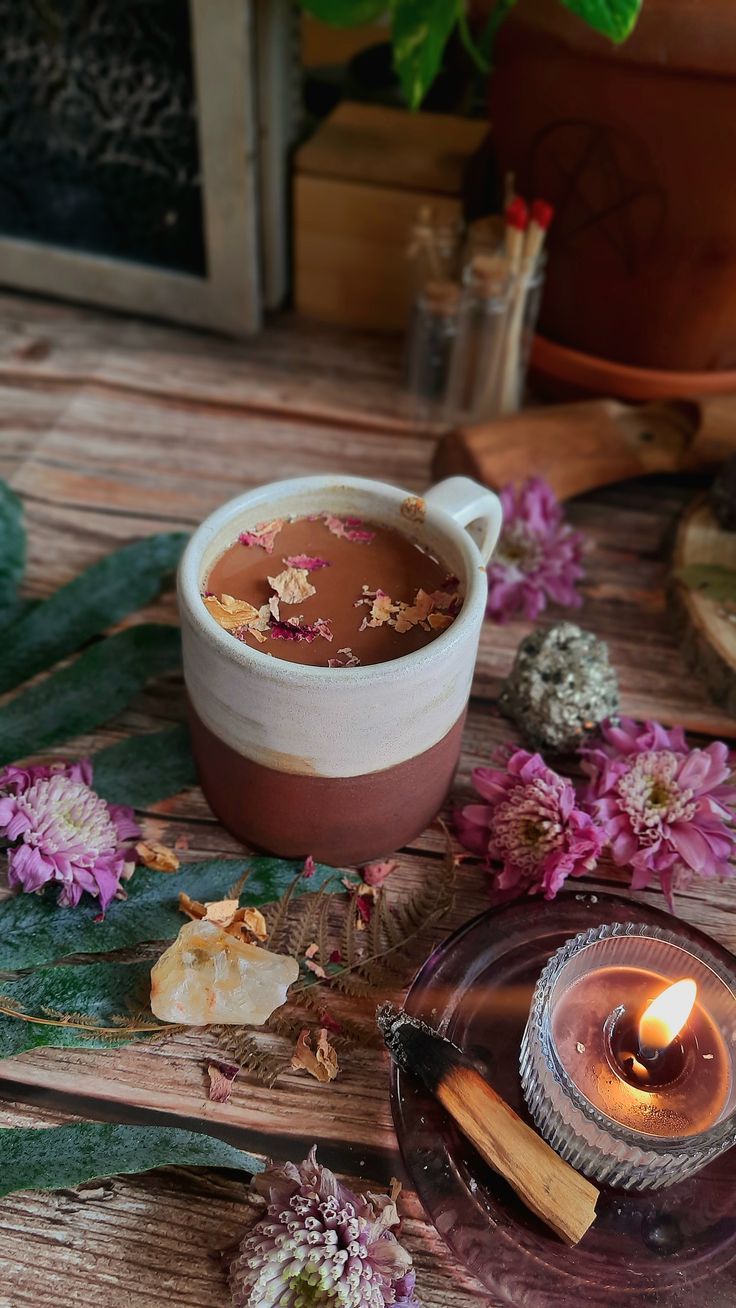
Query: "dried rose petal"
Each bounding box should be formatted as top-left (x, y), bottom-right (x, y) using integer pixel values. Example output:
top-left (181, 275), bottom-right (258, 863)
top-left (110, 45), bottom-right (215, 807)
top-left (270, 620), bottom-right (319, 642)
top-left (312, 617), bottom-right (333, 642)
top-left (136, 840), bottom-right (180, 873)
top-left (329, 949), bottom-right (343, 965)
top-left (328, 646), bottom-right (361, 668)
top-left (179, 891), bottom-right (206, 919)
top-left (204, 593), bottom-right (262, 633)
top-left (291, 1028), bottom-right (339, 1083)
top-left (204, 898), bottom-right (240, 926)
top-left (304, 942), bottom-right (319, 959)
top-left (318, 1009), bottom-right (343, 1035)
top-left (304, 958), bottom-right (327, 979)
top-left (427, 612), bottom-right (453, 630)
top-left (302, 854), bottom-right (316, 878)
top-left (268, 566), bottom-right (317, 605)
top-left (207, 1060), bottom-right (239, 1103)
top-left (322, 514), bottom-right (375, 544)
top-left (238, 518), bottom-right (286, 554)
top-left (361, 858), bottom-right (398, 888)
top-left (283, 555), bottom-right (330, 571)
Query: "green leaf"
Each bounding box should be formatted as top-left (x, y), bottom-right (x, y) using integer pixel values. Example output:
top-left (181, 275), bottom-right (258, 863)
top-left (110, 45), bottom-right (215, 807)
top-left (0, 1122), bottom-right (263, 1198)
top-left (557, 0), bottom-right (642, 43)
top-left (0, 961), bottom-right (153, 1057)
top-left (0, 532), bottom-right (187, 694)
top-left (298, 0), bottom-right (386, 26)
top-left (391, 0), bottom-right (459, 109)
top-left (675, 564), bottom-right (736, 607)
top-left (91, 725), bottom-right (196, 809)
top-left (0, 623), bottom-right (181, 767)
top-left (0, 857), bottom-right (344, 970)
top-left (0, 480), bottom-right (25, 618)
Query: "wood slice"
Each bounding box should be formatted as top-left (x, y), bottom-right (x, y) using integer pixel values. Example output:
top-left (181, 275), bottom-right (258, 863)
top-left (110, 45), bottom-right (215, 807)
top-left (672, 497), bottom-right (736, 718)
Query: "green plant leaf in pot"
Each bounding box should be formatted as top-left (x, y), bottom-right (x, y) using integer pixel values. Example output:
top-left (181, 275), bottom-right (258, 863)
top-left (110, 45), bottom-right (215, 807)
top-left (0, 857), bottom-right (347, 970)
top-left (0, 1122), bottom-right (263, 1198)
top-left (299, 0), bottom-right (387, 24)
top-left (0, 532), bottom-right (188, 695)
top-left (0, 622), bottom-right (182, 767)
top-left (558, 0), bottom-right (642, 43)
top-left (391, 0), bottom-right (460, 109)
top-left (0, 480), bottom-right (25, 619)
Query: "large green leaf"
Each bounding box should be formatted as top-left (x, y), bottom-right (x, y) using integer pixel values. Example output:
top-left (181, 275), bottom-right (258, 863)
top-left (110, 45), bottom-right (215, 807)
top-left (298, 0), bottom-right (386, 26)
top-left (0, 533), bottom-right (187, 694)
top-left (0, 961), bottom-right (153, 1057)
top-left (0, 480), bottom-right (25, 618)
top-left (0, 857), bottom-right (344, 970)
top-left (91, 724), bottom-right (196, 808)
top-left (0, 623), bottom-right (181, 767)
top-left (391, 0), bottom-right (458, 109)
top-left (0, 1122), bottom-right (263, 1198)
top-left (558, 0), bottom-right (642, 42)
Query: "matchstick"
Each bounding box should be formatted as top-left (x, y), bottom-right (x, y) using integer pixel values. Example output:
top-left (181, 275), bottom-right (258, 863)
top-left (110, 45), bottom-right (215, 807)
top-left (377, 1003), bottom-right (598, 1246)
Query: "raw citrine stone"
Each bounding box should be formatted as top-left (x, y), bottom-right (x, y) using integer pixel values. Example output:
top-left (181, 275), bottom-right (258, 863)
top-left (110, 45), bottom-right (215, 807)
top-left (150, 919), bottom-right (298, 1025)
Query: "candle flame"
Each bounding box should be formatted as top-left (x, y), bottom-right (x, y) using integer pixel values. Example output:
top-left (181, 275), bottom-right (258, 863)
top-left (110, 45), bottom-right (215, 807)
top-left (638, 978), bottom-right (697, 1053)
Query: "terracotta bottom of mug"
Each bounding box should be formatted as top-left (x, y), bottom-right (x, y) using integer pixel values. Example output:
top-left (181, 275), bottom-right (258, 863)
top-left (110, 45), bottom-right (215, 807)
top-left (188, 704), bottom-right (466, 866)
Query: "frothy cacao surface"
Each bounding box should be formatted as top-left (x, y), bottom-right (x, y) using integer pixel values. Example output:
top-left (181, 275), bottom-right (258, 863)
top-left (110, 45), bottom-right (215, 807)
top-left (204, 513), bottom-right (461, 667)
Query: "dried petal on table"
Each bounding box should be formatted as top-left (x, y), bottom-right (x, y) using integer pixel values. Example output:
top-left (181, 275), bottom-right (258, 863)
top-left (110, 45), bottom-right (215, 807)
top-left (135, 841), bottom-right (180, 873)
top-left (291, 1028), bottom-right (339, 1083)
top-left (360, 858), bottom-right (398, 888)
top-left (207, 1060), bottom-right (239, 1103)
top-left (150, 920), bottom-right (299, 1025)
top-left (267, 566), bottom-right (317, 605)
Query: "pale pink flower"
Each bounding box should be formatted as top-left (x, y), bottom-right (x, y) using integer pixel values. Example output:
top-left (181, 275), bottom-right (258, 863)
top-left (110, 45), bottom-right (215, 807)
top-left (456, 748), bottom-right (604, 899)
top-left (0, 760), bottom-right (140, 910)
top-left (487, 477), bottom-right (584, 622)
top-left (581, 718), bottom-right (736, 908)
top-left (229, 1147), bottom-right (419, 1308)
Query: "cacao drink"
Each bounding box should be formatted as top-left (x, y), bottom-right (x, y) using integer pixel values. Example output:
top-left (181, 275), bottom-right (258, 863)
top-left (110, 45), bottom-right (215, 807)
top-left (178, 476), bottom-right (502, 865)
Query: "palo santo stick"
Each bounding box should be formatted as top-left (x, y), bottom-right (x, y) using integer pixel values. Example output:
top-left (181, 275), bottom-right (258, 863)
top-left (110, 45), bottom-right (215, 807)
top-left (499, 197), bottom-right (553, 415)
top-left (377, 1003), bottom-right (598, 1246)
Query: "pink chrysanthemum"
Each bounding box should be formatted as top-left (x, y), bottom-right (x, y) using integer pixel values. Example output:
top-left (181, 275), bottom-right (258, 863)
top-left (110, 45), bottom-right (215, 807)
top-left (487, 477), bottom-right (585, 622)
top-left (456, 748), bottom-right (604, 899)
top-left (581, 718), bottom-right (736, 908)
top-left (229, 1147), bottom-right (419, 1308)
top-left (0, 760), bottom-right (140, 910)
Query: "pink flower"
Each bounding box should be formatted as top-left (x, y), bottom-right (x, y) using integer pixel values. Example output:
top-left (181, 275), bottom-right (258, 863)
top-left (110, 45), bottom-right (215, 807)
top-left (456, 748), bottom-right (604, 899)
top-left (487, 477), bottom-right (585, 622)
top-left (581, 718), bottom-right (736, 908)
top-left (228, 1147), bottom-right (419, 1307)
top-left (0, 760), bottom-right (141, 910)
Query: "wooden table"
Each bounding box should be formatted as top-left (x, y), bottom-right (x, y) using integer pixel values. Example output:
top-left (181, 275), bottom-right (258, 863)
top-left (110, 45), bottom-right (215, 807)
top-left (1, 292), bottom-right (735, 1308)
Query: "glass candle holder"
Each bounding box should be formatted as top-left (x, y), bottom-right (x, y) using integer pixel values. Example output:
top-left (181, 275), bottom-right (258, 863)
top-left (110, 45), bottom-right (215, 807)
top-left (520, 922), bottom-right (736, 1190)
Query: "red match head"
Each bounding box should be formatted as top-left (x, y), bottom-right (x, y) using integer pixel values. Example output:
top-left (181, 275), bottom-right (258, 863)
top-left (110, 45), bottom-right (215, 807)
top-left (530, 199), bottom-right (554, 230)
top-left (505, 196), bottom-right (529, 231)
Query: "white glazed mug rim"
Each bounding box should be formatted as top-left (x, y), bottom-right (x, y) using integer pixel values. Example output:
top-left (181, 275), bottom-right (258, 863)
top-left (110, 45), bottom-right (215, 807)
top-left (178, 474), bottom-right (499, 687)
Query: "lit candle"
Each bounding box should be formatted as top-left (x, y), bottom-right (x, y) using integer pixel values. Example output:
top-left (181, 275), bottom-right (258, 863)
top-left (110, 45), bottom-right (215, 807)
top-left (520, 924), bottom-right (736, 1190)
top-left (551, 967), bottom-right (730, 1137)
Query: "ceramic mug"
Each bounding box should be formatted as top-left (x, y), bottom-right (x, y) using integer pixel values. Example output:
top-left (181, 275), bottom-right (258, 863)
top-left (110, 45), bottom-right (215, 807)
top-left (178, 474), bottom-right (502, 865)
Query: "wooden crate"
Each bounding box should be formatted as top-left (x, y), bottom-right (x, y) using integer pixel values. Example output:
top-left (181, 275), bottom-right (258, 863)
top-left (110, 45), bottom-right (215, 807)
top-left (294, 103), bottom-right (489, 331)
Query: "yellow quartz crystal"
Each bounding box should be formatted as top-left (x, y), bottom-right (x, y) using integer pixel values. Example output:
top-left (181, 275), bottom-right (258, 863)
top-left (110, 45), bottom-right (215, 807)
top-left (150, 919), bottom-right (298, 1026)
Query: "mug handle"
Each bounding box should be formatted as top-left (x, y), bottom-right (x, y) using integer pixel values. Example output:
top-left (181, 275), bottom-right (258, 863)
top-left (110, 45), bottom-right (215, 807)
top-left (425, 476), bottom-right (503, 566)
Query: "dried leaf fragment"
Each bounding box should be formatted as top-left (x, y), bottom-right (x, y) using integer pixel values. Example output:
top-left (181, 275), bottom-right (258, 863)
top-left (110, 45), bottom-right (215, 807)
top-left (401, 495), bottom-right (426, 522)
top-left (136, 841), bottom-right (180, 873)
top-left (238, 518), bottom-right (286, 554)
top-left (207, 1060), bottom-right (239, 1103)
top-left (268, 566), bottom-right (317, 605)
top-left (291, 1028), bottom-right (339, 1083)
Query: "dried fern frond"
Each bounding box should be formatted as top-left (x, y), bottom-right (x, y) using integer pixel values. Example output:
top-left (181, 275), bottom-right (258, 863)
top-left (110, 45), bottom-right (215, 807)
top-left (208, 833), bottom-right (457, 1086)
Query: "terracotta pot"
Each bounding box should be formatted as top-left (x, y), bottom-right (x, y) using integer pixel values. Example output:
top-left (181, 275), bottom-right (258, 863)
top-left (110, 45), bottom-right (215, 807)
top-left (488, 0), bottom-right (736, 372)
